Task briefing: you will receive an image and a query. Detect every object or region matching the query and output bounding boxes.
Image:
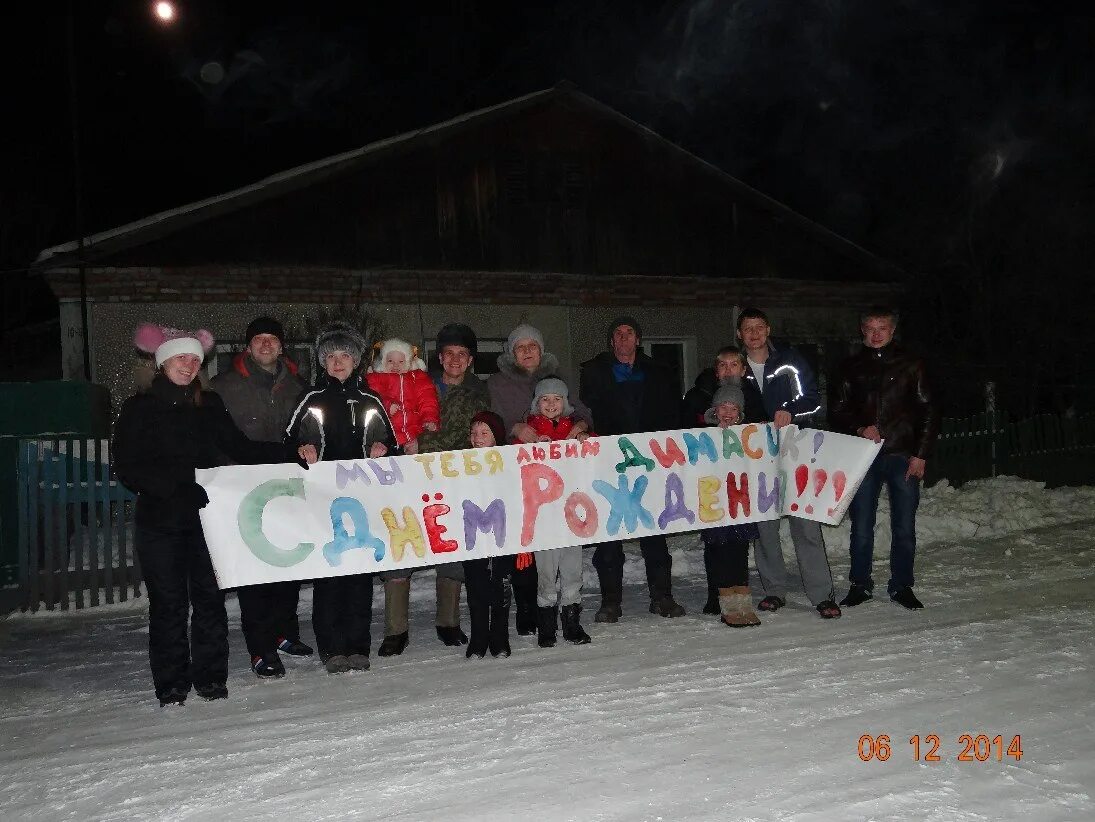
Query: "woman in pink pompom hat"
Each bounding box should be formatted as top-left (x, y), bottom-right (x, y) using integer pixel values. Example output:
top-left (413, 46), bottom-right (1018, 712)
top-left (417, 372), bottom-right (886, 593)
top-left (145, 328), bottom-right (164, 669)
top-left (113, 323), bottom-right (303, 706)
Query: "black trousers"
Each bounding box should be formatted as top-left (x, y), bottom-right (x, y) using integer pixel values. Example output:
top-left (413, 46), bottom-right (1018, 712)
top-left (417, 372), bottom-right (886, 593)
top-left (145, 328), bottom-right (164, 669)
top-left (237, 581), bottom-right (303, 658)
top-left (593, 535), bottom-right (672, 581)
top-left (312, 573), bottom-right (373, 660)
top-left (464, 556), bottom-right (516, 608)
top-left (701, 527), bottom-right (750, 588)
top-left (136, 523), bottom-right (228, 698)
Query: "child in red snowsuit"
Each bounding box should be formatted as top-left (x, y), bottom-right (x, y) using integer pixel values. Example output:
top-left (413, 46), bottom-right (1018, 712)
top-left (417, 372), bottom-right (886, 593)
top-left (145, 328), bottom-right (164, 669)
top-left (366, 338), bottom-right (440, 455)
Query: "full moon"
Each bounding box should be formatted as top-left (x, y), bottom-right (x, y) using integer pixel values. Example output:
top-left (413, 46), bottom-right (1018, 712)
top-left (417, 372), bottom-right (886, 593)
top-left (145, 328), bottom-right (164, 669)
top-left (154, 2), bottom-right (175, 22)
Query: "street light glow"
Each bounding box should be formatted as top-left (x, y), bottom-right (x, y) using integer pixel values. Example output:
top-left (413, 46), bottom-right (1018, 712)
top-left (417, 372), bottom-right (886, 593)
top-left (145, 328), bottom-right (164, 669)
top-left (153, 2), bottom-right (176, 22)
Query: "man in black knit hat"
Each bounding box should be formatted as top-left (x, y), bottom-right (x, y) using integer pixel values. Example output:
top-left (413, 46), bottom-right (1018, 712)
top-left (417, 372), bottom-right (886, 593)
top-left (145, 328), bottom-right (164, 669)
top-left (579, 316), bottom-right (686, 621)
top-left (213, 316), bottom-right (312, 678)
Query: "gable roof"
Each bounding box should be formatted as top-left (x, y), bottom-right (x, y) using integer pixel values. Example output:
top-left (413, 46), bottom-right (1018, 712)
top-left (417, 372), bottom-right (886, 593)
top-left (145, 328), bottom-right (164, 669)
top-left (34, 83), bottom-right (894, 275)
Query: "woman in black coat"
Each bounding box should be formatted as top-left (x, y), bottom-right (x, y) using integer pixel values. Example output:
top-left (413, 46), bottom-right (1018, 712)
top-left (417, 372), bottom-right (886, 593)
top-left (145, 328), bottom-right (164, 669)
top-left (113, 324), bottom-right (297, 706)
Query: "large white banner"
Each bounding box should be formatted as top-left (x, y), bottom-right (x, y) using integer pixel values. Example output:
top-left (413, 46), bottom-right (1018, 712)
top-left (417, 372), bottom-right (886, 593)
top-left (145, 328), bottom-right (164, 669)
top-left (197, 425), bottom-right (881, 589)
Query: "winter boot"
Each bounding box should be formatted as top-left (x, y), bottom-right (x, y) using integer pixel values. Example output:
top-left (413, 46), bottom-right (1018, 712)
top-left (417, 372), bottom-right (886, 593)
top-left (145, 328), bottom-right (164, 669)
top-left (718, 586), bottom-right (761, 628)
top-left (251, 653), bottom-right (286, 679)
top-left (594, 566), bottom-right (623, 623)
top-left (560, 603), bottom-right (591, 645)
top-left (194, 681), bottom-right (228, 701)
top-left (379, 579), bottom-right (410, 657)
top-left (537, 605), bottom-right (558, 648)
top-left (324, 654), bottom-right (351, 674)
top-left (890, 587), bottom-right (924, 610)
top-left (157, 686), bottom-right (188, 707)
top-left (345, 653), bottom-right (371, 671)
top-left (277, 637), bottom-right (314, 657)
top-left (435, 576), bottom-right (468, 646)
top-left (466, 603), bottom-right (489, 659)
top-left (648, 566), bottom-right (686, 618)
top-left (488, 606), bottom-right (512, 658)
top-left (840, 583), bottom-right (873, 608)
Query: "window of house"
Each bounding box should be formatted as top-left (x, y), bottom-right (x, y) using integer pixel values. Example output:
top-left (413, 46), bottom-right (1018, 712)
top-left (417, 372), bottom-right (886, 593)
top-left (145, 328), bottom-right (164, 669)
top-left (641, 337), bottom-right (696, 396)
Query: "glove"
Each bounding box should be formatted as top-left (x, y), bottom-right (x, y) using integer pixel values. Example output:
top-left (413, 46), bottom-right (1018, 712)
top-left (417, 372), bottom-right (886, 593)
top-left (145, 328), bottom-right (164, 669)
top-left (178, 482), bottom-right (210, 510)
top-left (515, 552), bottom-right (533, 571)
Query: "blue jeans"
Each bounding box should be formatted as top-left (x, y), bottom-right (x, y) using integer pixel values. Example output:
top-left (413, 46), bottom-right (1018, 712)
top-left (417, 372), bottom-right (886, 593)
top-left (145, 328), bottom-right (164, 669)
top-left (848, 453), bottom-right (920, 595)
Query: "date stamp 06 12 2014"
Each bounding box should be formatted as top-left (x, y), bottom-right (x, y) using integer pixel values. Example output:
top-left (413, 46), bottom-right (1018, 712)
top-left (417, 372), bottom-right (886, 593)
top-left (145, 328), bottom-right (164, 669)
top-left (857, 734), bottom-right (1023, 763)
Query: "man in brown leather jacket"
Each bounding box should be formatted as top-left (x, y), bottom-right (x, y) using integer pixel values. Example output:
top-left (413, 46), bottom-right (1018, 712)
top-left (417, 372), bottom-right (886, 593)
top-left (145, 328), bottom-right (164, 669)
top-left (830, 307), bottom-right (940, 610)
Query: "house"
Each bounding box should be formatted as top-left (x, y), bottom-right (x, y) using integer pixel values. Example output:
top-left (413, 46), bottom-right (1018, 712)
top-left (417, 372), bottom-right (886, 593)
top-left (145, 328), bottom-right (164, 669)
top-left (33, 83), bottom-right (900, 411)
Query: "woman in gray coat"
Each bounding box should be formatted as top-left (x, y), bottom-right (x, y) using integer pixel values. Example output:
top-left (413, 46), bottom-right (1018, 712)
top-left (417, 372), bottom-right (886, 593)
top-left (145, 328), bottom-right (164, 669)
top-left (486, 324), bottom-right (593, 635)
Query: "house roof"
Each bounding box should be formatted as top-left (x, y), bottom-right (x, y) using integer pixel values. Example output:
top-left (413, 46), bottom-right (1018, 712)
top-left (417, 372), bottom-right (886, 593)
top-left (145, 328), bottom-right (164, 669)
top-left (34, 83), bottom-right (895, 276)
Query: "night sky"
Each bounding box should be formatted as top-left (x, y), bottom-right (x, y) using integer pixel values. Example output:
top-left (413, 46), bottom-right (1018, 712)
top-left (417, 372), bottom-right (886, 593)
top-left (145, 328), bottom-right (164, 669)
top-left (6, 1), bottom-right (1095, 402)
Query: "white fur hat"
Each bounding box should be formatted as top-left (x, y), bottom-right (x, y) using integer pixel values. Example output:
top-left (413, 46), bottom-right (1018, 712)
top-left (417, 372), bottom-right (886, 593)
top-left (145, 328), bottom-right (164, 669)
top-left (134, 323), bottom-right (215, 367)
top-left (370, 338), bottom-right (426, 373)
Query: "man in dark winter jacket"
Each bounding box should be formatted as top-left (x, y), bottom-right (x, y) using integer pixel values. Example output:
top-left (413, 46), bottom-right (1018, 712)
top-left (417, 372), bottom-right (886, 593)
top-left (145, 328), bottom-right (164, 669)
top-left (212, 316), bottom-right (312, 678)
top-left (737, 308), bottom-right (842, 619)
top-left (830, 307), bottom-right (940, 610)
top-left (580, 316), bottom-right (686, 621)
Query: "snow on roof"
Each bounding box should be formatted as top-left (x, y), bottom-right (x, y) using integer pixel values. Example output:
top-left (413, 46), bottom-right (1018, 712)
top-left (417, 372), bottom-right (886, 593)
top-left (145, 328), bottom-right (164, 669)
top-left (34, 84), bottom-right (891, 273)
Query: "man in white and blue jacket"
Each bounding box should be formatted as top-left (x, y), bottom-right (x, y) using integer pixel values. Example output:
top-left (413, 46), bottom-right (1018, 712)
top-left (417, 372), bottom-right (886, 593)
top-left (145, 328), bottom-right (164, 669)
top-left (737, 308), bottom-right (842, 619)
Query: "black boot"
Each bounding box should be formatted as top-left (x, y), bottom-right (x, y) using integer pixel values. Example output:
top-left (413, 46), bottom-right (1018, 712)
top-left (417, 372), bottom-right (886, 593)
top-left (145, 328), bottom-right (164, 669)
top-left (594, 566), bottom-right (623, 623)
top-left (648, 565), bottom-right (685, 617)
top-left (378, 632), bottom-right (409, 657)
top-left (560, 604), bottom-right (591, 644)
top-left (840, 583), bottom-right (874, 607)
top-left (537, 606), bottom-right (558, 648)
top-left (488, 606), bottom-right (512, 657)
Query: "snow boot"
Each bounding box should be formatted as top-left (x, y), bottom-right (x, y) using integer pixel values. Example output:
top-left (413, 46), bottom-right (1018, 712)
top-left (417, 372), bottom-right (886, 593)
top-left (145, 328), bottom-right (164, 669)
top-left (560, 603), bottom-right (591, 645)
top-left (594, 566), bottom-right (623, 623)
top-left (157, 686), bottom-right (188, 707)
top-left (466, 603), bottom-right (489, 659)
top-left (718, 586), bottom-right (761, 628)
top-left (345, 653), bottom-right (371, 671)
top-left (840, 584), bottom-right (873, 607)
top-left (379, 578), bottom-right (410, 656)
top-left (378, 632), bottom-right (408, 656)
top-left (435, 576), bottom-right (468, 646)
top-left (251, 653), bottom-right (286, 679)
top-left (514, 580), bottom-right (538, 635)
top-left (648, 566), bottom-right (686, 618)
top-left (890, 587), bottom-right (924, 610)
top-left (324, 654), bottom-right (352, 674)
top-left (277, 637), bottom-right (314, 657)
top-left (488, 606), bottom-right (512, 658)
top-left (537, 606), bottom-right (558, 648)
top-left (194, 681), bottom-right (228, 701)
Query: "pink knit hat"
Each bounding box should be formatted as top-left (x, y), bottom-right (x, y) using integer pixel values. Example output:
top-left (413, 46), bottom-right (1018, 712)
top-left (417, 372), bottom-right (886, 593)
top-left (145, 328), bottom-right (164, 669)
top-left (134, 323), bottom-right (215, 367)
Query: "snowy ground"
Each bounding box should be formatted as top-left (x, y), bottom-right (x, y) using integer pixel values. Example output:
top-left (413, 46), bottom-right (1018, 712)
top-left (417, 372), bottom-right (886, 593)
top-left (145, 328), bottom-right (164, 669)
top-left (2, 477), bottom-right (1093, 821)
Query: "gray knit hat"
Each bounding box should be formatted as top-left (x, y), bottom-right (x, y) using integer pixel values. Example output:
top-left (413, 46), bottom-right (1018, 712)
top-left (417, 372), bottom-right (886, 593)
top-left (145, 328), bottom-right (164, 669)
top-left (507, 324), bottom-right (545, 357)
top-left (315, 322), bottom-right (367, 368)
top-left (704, 377), bottom-right (746, 424)
top-left (531, 377), bottom-right (573, 416)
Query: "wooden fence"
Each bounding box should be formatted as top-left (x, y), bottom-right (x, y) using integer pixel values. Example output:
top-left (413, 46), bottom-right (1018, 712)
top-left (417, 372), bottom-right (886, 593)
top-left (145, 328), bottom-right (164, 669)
top-left (11, 438), bottom-right (141, 613)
